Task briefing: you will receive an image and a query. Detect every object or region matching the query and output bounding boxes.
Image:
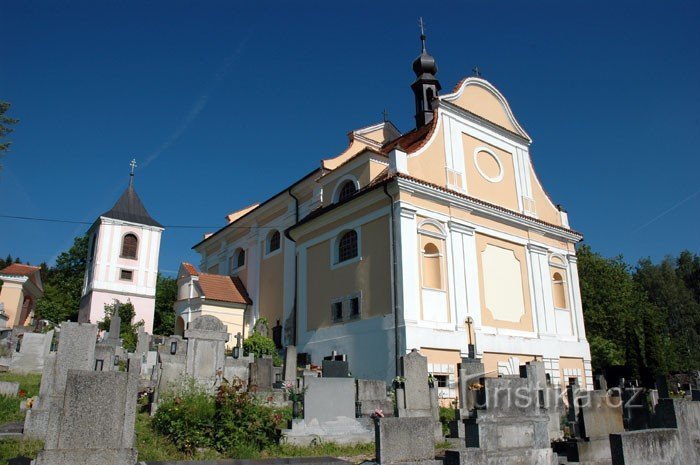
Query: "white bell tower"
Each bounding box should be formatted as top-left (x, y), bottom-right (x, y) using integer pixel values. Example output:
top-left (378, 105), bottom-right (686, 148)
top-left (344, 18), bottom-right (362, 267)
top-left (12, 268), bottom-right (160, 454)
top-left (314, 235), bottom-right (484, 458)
top-left (78, 160), bottom-right (164, 333)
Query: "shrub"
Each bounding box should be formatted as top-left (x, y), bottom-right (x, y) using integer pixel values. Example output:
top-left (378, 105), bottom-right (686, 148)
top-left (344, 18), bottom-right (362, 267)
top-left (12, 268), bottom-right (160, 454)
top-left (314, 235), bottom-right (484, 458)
top-left (151, 376), bottom-right (287, 456)
top-left (151, 378), bottom-right (215, 453)
top-left (439, 406), bottom-right (454, 437)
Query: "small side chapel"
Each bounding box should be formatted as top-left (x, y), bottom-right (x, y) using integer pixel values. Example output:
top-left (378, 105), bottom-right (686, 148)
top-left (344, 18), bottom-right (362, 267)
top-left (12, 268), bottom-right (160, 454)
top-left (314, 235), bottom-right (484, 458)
top-left (78, 161), bottom-right (164, 333)
top-left (188, 26), bottom-right (593, 393)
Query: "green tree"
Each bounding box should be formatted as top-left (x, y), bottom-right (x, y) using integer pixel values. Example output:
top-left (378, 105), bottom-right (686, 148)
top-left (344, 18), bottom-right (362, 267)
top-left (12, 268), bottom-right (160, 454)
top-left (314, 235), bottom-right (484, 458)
top-left (153, 273), bottom-right (177, 336)
top-left (577, 245), bottom-right (666, 380)
top-left (634, 257), bottom-right (700, 373)
top-left (35, 235), bottom-right (88, 323)
top-left (0, 101), bottom-right (19, 169)
top-left (99, 300), bottom-right (144, 352)
top-left (243, 318), bottom-right (281, 365)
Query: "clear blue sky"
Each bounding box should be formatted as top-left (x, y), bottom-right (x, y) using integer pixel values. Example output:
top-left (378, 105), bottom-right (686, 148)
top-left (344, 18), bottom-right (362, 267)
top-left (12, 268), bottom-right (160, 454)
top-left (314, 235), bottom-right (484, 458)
top-left (2, 1), bottom-right (699, 275)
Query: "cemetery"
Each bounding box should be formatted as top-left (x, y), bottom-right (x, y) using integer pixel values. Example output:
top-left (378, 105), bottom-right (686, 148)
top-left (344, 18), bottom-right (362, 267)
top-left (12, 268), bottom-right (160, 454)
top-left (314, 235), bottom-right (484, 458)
top-left (0, 314), bottom-right (699, 464)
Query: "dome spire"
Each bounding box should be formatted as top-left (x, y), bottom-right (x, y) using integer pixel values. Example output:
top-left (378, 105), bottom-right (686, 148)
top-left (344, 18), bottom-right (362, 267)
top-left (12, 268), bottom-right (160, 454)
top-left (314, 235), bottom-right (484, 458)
top-left (411, 18), bottom-right (441, 128)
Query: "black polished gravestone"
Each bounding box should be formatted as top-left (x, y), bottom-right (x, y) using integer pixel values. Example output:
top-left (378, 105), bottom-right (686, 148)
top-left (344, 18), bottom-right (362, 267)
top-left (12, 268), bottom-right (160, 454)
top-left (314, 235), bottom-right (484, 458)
top-left (322, 359), bottom-right (349, 378)
top-left (7, 457), bottom-right (32, 465)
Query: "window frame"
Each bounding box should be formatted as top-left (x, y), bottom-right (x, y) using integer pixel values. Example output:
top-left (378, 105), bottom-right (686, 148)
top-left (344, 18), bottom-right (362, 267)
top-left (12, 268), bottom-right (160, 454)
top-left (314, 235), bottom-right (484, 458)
top-left (331, 175), bottom-right (360, 204)
top-left (549, 253), bottom-right (570, 310)
top-left (265, 230), bottom-right (282, 258)
top-left (120, 233), bottom-right (139, 260)
top-left (119, 269), bottom-right (134, 281)
top-left (330, 291), bottom-right (362, 324)
top-left (331, 228), bottom-right (361, 269)
top-left (231, 248), bottom-right (246, 272)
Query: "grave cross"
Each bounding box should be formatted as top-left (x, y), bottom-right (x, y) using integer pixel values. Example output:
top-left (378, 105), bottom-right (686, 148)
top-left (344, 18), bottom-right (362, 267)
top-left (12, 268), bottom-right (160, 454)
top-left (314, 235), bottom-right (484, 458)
top-left (234, 332), bottom-right (242, 348)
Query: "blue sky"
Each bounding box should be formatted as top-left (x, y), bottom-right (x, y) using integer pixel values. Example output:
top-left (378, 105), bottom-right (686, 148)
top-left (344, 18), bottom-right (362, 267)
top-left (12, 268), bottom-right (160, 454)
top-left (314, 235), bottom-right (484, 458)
top-left (1, 1), bottom-right (699, 275)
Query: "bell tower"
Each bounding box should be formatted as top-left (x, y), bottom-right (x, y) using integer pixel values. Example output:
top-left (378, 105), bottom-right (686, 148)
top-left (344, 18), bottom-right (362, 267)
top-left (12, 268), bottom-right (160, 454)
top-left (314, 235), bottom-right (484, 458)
top-left (78, 159), bottom-right (164, 333)
top-left (411, 18), bottom-right (441, 128)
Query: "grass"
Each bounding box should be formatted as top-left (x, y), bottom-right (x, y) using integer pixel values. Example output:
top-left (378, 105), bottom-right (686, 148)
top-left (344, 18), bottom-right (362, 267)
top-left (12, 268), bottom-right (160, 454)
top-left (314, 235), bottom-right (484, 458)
top-left (136, 412), bottom-right (375, 462)
top-left (0, 438), bottom-right (43, 464)
top-left (0, 373), bottom-right (42, 425)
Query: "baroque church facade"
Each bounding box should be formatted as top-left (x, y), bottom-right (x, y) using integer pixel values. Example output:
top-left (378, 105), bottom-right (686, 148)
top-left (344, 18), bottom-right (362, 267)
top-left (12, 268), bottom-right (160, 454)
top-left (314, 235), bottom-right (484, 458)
top-left (180, 32), bottom-right (592, 391)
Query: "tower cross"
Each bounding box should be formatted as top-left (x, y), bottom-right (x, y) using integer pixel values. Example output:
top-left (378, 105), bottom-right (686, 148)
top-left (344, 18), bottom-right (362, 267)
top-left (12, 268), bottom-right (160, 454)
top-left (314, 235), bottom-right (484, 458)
top-left (130, 158), bottom-right (137, 175)
top-left (419, 17), bottom-right (425, 36)
top-left (472, 66), bottom-right (482, 77)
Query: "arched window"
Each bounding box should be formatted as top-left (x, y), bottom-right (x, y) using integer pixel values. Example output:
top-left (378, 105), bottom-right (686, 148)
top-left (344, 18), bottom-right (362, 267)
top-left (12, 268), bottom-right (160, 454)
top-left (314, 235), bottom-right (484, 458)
top-left (233, 248), bottom-right (245, 270)
top-left (421, 242), bottom-right (443, 289)
top-left (337, 230), bottom-right (358, 263)
top-left (552, 272), bottom-right (568, 309)
top-left (268, 231), bottom-right (281, 254)
top-left (121, 234), bottom-right (138, 259)
top-left (337, 180), bottom-right (358, 203)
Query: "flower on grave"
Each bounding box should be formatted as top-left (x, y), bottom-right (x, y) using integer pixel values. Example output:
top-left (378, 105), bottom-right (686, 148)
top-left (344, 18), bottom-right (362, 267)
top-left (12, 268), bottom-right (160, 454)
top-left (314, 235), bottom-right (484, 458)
top-left (18, 389), bottom-right (26, 398)
top-left (468, 382), bottom-right (483, 391)
top-left (283, 382), bottom-right (308, 402)
top-left (26, 396), bottom-right (35, 409)
top-left (371, 408), bottom-right (384, 420)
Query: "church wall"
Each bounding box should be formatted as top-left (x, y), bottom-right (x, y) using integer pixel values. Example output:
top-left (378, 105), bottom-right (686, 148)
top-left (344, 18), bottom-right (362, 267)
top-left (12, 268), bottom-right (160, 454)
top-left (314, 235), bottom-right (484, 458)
top-left (407, 123), bottom-right (446, 187)
top-left (303, 215), bottom-right (391, 331)
top-left (258, 239), bottom-right (284, 326)
top-left (0, 282), bottom-right (24, 328)
top-left (475, 233), bottom-right (534, 333)
top-left (462, 133), bottom-right (519, 211)
top-left (449, 84), bottom-right (519, 133)
top-left (482, 352), bottom-right (538, 378)
top-left (83, 290), bottom-right (155, 334)
top-left (529, 165), bottom-right (563, 226)
top-left (559, 356), bottom-right (586, 387)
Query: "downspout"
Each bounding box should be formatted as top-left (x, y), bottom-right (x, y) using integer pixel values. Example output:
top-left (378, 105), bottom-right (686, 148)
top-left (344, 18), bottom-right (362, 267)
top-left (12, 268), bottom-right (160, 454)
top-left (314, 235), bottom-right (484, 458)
top-left (383, 183), bottom-right (401, 377)
top-left (286, 187), bottom-right (300, 346)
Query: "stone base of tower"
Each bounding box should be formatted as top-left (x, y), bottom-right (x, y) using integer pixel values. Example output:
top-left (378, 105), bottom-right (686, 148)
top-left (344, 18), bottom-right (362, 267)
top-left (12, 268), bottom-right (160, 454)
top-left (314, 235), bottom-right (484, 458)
top-left (79, 290), bottom-right (155, 334)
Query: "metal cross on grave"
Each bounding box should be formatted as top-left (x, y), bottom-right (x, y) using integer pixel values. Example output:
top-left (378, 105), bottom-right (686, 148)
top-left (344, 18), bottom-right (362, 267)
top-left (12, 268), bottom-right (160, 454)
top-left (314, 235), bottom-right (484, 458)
top-left (234, 332), bottom-right (242, 348)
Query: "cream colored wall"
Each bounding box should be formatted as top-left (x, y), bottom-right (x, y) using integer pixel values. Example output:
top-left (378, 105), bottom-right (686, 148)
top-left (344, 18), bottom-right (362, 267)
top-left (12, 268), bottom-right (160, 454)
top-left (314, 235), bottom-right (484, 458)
top-left (296, 200), bottom-right (388, 245)
top-left (550, 267), bottom-right (569, 309)
top-left (530, 170), bottom-right (562, 225)
top-left (476, 233), bottom-right (534, 332)
top-left (397, 191), bottom-right (574, 252)
top-left (482, 352), bottom-right (537, 378)
top-left (0, 283), bottom-right (23, 328)
top-left (258, 241), bottom-right (284, 325)
top-left (559, 356), bottom-right (585, 385)
top-left (420, 347), bottom-right (461, 365)
top-left (305, 215), bottom-right (391, 331)
top-left (406, 124), bottom-right (446, 187)
top-left (449, 84), bottom-right (518, 133)
top-left (201, 303), bottom-right (244, 349)
top-left (463, 134), bottom-right (519, 211)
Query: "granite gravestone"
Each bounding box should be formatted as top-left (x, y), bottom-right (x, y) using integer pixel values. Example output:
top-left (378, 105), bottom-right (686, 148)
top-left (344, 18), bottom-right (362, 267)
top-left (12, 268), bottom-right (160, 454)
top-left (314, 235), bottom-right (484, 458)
top-left (250, 356), bottom-right (274, 390)
top-left (9, 330), bottom-right (54, 375)
top-left (34, 357), bottom-right (140, 465)
top-left (375, 417), bottom-right (440, 465)
top-left (283, 345), bottom-right (298, 382)
top-left (24, 322), bottom-right (98, 440)
top-left (184, 315), bottom-right (228, 387)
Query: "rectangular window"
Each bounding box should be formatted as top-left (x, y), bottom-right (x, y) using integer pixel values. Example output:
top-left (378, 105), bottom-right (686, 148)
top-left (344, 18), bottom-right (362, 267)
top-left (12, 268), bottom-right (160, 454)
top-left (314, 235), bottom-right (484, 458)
top-left (120, 269), bottom-right (133, 281)
top-left (349, 297), bottom-right (360, 319)
top-left (435, 375), bottom-right (449, 388)
top-left (331, 301), bottom-right (343, 322)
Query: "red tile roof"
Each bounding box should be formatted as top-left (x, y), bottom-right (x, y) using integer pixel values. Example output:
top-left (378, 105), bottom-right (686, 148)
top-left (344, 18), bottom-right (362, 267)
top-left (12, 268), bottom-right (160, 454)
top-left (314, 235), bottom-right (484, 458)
top-left (380, 117), bottom-right (436, 154)
top-left (0, 263), bottom-right (42, 290)
top-left (0, 264), bottom-right (40, 277)
top-left (182, 262), bottom-right (199, 276)
top-left (197, 273), bottom-right (251, 305)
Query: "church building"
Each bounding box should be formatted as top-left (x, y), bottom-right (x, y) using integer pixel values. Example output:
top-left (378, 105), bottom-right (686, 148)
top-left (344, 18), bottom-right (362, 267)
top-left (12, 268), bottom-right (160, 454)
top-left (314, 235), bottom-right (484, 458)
top-left (79, 163), bottom-right (163, 333)
top-left (183, 30), bottom-right (592, 391)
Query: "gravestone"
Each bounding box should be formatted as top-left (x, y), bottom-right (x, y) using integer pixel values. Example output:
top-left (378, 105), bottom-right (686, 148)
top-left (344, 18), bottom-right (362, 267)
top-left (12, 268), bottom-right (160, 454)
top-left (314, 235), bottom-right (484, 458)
top-left (249, 356), bottom-right (273, 390)
top-left (136, 327), bottom-right (149, 355)
top-left (24, 322), bottom-right (98, 440)
top-left (398, 349), bottom-right (431, 416)
top-left (10, 330), bottom-right (54, 375)
top-left (444, 364), bottom-right (557, 465)
top-left (224, 353), bottom-right (253, 386)
top-left (184, 315), bottom-right (228, 387)
top-left (34, 356), bottom-right (140, 465)
top-left (322, 359), bottom-right (349, 378)
top-left (283, 345), bottom-right (298, 382)
top-left (0, 381), bottom-right (19, 396)
top-left (356, 379), bottom-right (392, 417)
top-left (375, 417), bottom-right (440, 465)
top-left (282, 377), bottom-right (373, 445)
top-left (7, 457), bottom-right (32, 465)
top-left (106, 314), bottom-right (121, 347)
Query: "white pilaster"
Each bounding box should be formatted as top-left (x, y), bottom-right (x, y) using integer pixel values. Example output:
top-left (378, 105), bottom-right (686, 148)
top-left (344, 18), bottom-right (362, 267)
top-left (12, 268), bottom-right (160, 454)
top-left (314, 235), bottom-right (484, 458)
top-left (527, 244), bottom-right (555, 336)
top-left (567, 254), bottom-right (587, 342)
top-left (395, 204), bottom-right (420, 325)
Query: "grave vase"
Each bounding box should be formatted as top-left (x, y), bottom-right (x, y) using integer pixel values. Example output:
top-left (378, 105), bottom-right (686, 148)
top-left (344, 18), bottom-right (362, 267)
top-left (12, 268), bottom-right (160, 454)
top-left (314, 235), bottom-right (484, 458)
top-left (292, 400), bottom-right (301, 419)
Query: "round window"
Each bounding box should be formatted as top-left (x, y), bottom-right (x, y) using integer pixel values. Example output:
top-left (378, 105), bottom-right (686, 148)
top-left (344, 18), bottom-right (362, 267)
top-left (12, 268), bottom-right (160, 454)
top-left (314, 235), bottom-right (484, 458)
top-left (474, 149), bottom-right (504, 183)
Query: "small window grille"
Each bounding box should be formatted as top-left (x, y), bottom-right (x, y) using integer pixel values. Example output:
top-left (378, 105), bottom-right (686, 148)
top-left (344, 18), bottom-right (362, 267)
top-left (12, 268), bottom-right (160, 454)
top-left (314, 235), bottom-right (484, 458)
top-left (337, 181), bottom-right (358, 202)
top-left (120, 269), bottom-right (133, 281)
top-left (268, 231), bottom-right (281, 253)
top-left (337, 231), bottom-right (358, 263)
top-left (349, 297), bottom-right (360, 318)
top-left (331, 302), bottom-right (343, 322)
top-left (121, 234), bottom-right (138, 259)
